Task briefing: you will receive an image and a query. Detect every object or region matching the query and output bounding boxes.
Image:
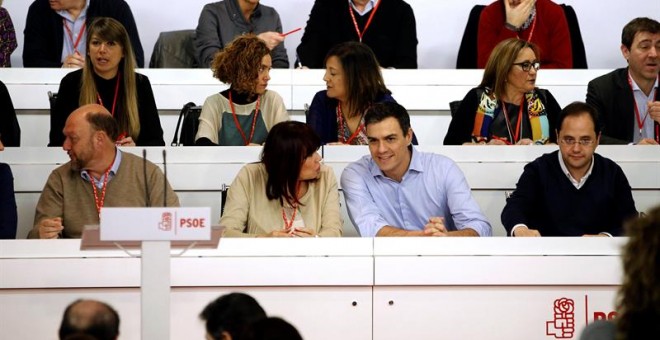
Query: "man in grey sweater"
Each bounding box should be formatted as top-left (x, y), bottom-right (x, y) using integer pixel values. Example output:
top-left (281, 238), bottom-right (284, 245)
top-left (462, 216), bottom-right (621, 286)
top-left (29, 104), bottom-right (179, 239)
top-left (195, 0), bottom-right (290, 68)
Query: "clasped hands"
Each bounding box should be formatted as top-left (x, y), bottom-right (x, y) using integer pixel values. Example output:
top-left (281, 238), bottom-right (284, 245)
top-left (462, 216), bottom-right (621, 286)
top-left (262, 226), bottom-right (318, 238)
top-left (422, 216), bottom-right (449, 236)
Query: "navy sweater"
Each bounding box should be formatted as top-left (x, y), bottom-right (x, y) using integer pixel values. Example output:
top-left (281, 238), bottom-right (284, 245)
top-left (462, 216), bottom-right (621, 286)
top-left (501, 151), bottom-right (638, 236)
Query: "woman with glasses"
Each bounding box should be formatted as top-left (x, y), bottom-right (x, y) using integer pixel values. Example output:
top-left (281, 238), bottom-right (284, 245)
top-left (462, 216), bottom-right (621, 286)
top-left (220, 121), bottom-right (342, 237)
top-left (444, 38), bottom-right (561, 145)
top-left (195, 34), bottom-right (289, 146)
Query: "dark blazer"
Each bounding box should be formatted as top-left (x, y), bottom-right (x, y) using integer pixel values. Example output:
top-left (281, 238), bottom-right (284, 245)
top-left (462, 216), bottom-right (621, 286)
top-left (23, 0), bottom-right (144, 67)
top-left (0, 163), bottom-right (17, 239)
top-left (587, 67), bottom-right (660, 144)
top-left (0, 81), bottom-right (20, 147)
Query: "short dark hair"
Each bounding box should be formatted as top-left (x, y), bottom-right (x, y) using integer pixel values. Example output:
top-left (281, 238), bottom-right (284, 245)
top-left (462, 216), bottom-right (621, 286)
top-left (364, 101), bottom-right (412, 136)
top-left (59, 299), bottom-right (120, 340)
top-left (621, 17), bottom-right (660, 50)
top-left (244, 317), bottom-right (303, 340)
top-left (556, 101), bottom-right (601, 135)
top-left (86, 112), bottom-right (120, 141)
top-left (200, 293), bottom-right (267, 340)
top-left (262, 121), bottom-right (321, 207)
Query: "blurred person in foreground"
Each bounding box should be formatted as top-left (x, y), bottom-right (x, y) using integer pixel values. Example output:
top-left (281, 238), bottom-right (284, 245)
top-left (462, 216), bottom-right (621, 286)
top-left (580, 205), bottom-right (660, 339)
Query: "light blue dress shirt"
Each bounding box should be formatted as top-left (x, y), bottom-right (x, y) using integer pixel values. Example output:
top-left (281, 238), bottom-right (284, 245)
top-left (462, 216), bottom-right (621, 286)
top-left (57, 0), bottom-right (90, 63)
top-left (81, 148), bottom-right (122, 188)
top-left (341, 148), bottom-right (492, 237)
top-left (629, 74), bottom-right (658, 144)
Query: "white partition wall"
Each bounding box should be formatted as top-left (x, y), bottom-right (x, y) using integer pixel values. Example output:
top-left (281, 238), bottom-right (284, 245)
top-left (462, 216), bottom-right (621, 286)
top-left (2, 68), bottom-right (619, 146)
top-left (372, 238), bottom-right (623, 340)
top-left (0, 238), bottom-right (626, 340)
top-left (0, 238), bottom-right (375, 340)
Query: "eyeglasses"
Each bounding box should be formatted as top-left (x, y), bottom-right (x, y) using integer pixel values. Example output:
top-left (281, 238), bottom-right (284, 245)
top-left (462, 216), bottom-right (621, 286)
top-left (512, 61), bottom-right (541, 72)
top-left (559, 138), bottom-right (596, 146)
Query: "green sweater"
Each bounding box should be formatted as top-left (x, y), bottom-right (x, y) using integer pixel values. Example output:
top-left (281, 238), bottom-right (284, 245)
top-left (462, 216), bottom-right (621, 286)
top-left (29, 151), bottom-right (179, 238)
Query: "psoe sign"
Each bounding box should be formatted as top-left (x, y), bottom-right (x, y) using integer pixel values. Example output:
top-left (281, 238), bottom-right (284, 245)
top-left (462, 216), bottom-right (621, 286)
top-left (100, 207), bottom-right (211, 241)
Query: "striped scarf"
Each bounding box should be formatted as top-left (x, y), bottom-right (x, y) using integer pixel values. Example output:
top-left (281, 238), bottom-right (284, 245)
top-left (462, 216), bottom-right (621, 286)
top-left (471, 88), bottom-right (550, 144)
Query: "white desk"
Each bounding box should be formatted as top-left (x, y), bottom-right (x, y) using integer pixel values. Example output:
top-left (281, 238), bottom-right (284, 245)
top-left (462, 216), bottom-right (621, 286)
top-left (0, 238), bottom-right (624, 340)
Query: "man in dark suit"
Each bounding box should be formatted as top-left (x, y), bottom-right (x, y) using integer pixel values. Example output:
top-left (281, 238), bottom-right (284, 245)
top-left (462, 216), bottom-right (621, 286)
top-left (0, 80), bottom-right (20, 147)
top-left (0, 162), bottom-right (17, 239)
top-left (586, 17), bottom-right (660, 145)
top-left (23, 0), bottom-right (144, 68)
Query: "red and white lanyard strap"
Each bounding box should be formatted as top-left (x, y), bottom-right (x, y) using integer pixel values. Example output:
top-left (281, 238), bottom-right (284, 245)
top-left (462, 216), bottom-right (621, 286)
top-left (282, 182), bottom-right (301, 231)
top-left (348, 0), bottom-right (381, 42)
top-left (282, 205), bottom-right (298, 231)
top-left (229, 91), bottom-right (261, 145)
top-left (90, 158), bottom-right (115, 218)
top-left (336, 103), bottom-right (365, 144)
top-left (500, 98), bottom-right (525, 144)
top-left (96, 72), bottom-right (122, 117)
top-left (627, 73), bottom-right (658, 140)
top-left (518, 14), bottom-right (537, 42)
top-left (63, 19), bottom-right (86, 54)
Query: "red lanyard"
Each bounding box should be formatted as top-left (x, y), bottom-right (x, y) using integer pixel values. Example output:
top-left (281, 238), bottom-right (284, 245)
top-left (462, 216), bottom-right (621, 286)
top-left (518, 14), bottom-right (537, 42)
top-left (501, 99), bottom-right (524, 144)
top-left (282, 206), bottom-right (298, 231)
top-left (336, 103), bottom-right (365, 144)
top-left (96, 73), bottom-right (121, 117)
top-left (228, 91), bottom-right (261, 145)
top-left (348, 0), bottom-right (381, 42)
top-left (63, 19), bottom-right (86, 54)
top-left (90, 157), bottom-right (115, 218)
top-left (627, 73), bottom-right (658, 139)
top-left (282, 182), bottom-right (301, 231)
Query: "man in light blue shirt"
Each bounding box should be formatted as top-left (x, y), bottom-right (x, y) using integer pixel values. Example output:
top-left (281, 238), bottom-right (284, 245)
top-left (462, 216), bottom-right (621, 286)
top-left (341, 102), bottom-right (492, 237)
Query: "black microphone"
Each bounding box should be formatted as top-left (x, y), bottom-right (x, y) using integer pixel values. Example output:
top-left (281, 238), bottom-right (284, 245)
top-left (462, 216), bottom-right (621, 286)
top-left (162, 149), bottom-right (167, 207)
top-left (143, 149), bottom-right (151, 207)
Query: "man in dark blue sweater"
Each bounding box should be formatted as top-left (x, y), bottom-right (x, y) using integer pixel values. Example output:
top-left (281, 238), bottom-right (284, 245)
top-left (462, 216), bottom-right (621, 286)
top-left (501, 101), bottom-right (638, 236)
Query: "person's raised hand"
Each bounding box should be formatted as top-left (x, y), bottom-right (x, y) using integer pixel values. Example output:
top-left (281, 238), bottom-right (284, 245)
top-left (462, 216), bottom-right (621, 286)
top-left (257, 32), bottom-right (285, 50)
top-left (505, 0), bottom-right (536, 29)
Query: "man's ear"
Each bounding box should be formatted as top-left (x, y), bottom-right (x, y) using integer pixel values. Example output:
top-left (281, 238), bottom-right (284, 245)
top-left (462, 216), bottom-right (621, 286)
top-left (93, 130), bottom-right (108, 145)
top-left (620, 44), bottom-right (631, 63)
top-left (555, 129), bottom-right (560, 142)
top-left (406, 128), bottom-right (413, 145)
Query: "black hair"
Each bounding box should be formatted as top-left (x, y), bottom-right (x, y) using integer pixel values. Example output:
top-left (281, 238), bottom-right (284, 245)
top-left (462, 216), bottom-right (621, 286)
top-left (261, 121), bottom-right (321, 206)
top-left (363, 101), bottom-right (412, 136)
top-left (556, 101), bottom-right (601, 135)
top-left (200, 293), bottom-right (267, 340)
